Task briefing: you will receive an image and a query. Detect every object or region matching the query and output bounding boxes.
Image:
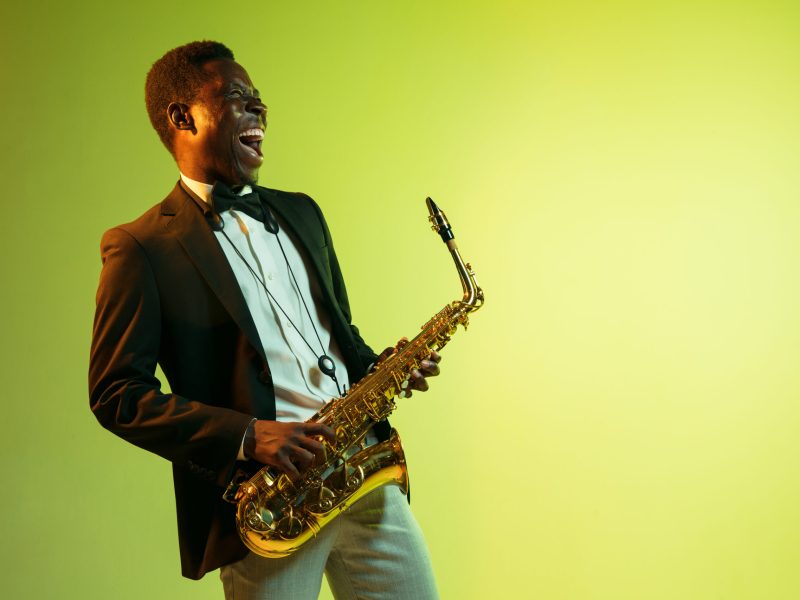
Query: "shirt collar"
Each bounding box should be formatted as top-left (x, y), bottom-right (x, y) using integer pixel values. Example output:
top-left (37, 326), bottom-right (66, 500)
top-left (179, 173), bottom-right (253, 204)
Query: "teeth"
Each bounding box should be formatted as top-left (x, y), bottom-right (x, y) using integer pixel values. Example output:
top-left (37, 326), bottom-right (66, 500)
top-left (238, 128), bottom-right (264, 140)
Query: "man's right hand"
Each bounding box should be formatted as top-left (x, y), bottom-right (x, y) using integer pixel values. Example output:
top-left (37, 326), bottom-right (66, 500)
top-left (244, 420), bottom-right (337, 478)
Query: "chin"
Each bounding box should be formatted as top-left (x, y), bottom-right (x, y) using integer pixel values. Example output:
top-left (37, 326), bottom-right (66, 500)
top-left (233, 161), bottom-right (259, 187)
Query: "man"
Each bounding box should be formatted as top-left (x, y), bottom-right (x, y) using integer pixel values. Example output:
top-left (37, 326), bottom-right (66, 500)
top-left (89, 41), bottom-right (440, 599)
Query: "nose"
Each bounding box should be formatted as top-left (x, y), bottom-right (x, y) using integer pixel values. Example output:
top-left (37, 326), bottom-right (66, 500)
top-left (247, 96), bottom-right (267, 123)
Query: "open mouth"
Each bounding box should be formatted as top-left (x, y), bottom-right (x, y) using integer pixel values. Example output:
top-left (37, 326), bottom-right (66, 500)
top-left (238, 128), bottom-right (264, 159)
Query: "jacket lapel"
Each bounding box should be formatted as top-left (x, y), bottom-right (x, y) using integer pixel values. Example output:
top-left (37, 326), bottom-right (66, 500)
top-left (257, 188), bottom-right (337, 304)
top-left (161, 182), bottom-right (267, 362)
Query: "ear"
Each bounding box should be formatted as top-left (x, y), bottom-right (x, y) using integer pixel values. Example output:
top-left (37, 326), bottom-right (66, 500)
top-left (167, 102), bottom-right (195, 132)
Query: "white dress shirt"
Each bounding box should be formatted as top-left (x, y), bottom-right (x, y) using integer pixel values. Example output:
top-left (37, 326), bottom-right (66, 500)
top-left (180, 174), bottom-right (350, 432)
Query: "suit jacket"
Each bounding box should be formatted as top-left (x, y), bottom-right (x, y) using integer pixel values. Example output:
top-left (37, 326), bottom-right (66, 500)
top-left (89, 181), bottom-right (385, 579)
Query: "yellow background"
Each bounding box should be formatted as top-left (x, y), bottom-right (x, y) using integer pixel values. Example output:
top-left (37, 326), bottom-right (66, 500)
top-left (2, 1), bottom-right (800, 598)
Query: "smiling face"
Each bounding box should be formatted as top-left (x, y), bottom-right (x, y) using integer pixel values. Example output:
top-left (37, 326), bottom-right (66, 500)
top-left (171, 59), bottom-right (267, 186)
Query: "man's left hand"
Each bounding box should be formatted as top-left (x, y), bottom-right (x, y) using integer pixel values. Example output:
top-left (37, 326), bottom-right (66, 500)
top-left (375, 338), bottom-right (442, 398)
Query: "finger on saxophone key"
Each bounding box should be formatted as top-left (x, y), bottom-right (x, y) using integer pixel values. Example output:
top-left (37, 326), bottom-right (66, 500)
top-left (408, 368), bottom-right (429, 392)
top-left (419, 359), bottom-right (440, 377)
top-left (303, 422), bottom-right (336, 446)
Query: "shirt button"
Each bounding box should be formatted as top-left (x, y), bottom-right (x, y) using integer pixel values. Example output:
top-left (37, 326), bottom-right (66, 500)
top-left (267, 273), bottom-right (274, 281)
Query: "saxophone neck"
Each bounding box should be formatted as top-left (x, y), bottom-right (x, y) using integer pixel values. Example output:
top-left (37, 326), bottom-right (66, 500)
top-left (451, 247), bottom-right (484, 311)
top-left (426, 197), bottom-right (484, 312)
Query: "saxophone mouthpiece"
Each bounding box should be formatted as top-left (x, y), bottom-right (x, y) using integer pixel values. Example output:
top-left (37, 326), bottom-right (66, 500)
top-left (426, 197), bottom-right (455, 243)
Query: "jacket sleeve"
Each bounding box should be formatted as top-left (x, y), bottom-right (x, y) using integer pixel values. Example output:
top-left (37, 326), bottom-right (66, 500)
top-left (307, 198), bottom-right (379, 372)
top-left (88, 227), bottom-right (253, 487)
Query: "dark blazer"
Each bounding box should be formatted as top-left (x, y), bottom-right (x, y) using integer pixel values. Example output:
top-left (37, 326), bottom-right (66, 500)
top-left (89, 181), bottom-right (382, 579)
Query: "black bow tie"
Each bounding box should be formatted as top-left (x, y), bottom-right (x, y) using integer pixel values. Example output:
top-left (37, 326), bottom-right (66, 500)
top-left (211, 181), bottom-right (265, 222)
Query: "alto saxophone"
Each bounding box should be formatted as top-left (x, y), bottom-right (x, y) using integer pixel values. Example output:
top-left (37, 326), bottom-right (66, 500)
top-left (229, 198), bottom-right (484, 558)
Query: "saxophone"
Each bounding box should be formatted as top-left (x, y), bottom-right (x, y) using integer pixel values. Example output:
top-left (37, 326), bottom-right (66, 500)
top-left (229, 198), bottom-right (484, 558)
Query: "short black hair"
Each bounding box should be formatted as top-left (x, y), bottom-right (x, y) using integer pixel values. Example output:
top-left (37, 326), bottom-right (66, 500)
top-left (145, 41), bottom-right (235, 154)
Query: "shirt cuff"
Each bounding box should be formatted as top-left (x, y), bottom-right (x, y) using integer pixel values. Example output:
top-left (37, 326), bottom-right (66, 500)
top-left (238, 418), bottom-right (257, 461)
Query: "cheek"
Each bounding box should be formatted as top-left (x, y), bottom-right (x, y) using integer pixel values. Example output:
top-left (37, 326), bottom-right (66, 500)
top-left (193, 105), bottom-right (217, 133)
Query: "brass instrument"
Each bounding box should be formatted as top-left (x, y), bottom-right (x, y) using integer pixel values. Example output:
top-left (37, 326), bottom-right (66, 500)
top-left (230, 198), bottom-right (484, 558)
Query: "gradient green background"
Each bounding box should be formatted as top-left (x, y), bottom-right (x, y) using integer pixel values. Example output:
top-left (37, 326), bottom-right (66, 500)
top-left (3, 1), bottom-right (800, 598)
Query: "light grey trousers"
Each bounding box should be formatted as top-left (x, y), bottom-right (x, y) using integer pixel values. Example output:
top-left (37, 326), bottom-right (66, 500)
top-left (219, 485), bottom-right (439, 600)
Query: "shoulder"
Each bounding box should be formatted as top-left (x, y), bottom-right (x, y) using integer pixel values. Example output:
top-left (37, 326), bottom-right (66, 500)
top-left (100, 181), bottom-right (197, 245)
top-left (99, 202), bottom-right (162, 256)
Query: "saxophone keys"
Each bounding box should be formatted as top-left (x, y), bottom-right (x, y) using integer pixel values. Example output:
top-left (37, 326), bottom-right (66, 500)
top-left (259, 507), bottom-right (275, 526)
top-left (309, 484), bottom-right (336, 513)
top-left (244, 501), bottom-right (274, 532)
top-left (345, 466), bottom-right (365, 492)
top-left (274, 505), bottom-right (304, 540)
top-left (400, 376), bottom-right (410, 390)
top-left (276, 514), bottom-right (303, 540)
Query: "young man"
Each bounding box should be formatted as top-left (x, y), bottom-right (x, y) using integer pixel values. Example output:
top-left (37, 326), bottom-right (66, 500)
top-left (89, 41), bottom-right (440, 599)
